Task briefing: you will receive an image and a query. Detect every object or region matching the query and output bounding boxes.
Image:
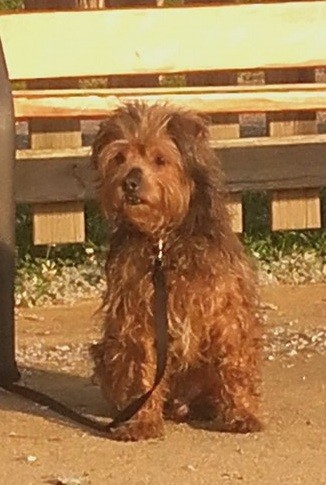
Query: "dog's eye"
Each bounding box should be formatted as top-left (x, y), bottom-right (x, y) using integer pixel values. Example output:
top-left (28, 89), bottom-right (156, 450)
top-left (155, 155), bottom-right (166, 166)
top-left (114, 152), bottom-right (125, 165)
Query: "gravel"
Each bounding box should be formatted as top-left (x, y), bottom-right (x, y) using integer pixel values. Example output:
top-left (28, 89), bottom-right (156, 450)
top-left (17, 343), bottom-right (91, 375)
top-left (263, 326), bottom-right (326, 361)
top-left (13, 247), bottom-right (326, 372)
top-left (16, 326), bottom-right (326, 376)
top-left (258, 251), bottom-right (326, 286)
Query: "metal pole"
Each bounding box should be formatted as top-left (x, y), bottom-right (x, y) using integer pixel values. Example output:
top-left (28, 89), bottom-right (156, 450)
top-left (0, 37), bottom-right (20, 384)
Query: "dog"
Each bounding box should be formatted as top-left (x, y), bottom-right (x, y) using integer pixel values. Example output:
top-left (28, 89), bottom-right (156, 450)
top-left (90, 101), bottom-right (262, 441)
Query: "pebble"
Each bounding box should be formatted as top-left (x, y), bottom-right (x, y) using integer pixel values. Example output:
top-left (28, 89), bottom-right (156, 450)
top-left (26, 455), bottom-right (37, 463)
top-left (264, 327), bottom-right (326, 361)
top-left (47, 477), bottom-right (83, 485)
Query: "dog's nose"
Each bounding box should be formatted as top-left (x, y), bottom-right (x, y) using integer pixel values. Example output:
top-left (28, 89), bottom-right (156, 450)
top-left (122, 168), bottom-right (142, 194)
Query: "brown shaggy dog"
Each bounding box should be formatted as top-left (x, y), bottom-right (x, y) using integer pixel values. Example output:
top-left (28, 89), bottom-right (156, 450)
top-left (90, 102), bottom-right (262, 441)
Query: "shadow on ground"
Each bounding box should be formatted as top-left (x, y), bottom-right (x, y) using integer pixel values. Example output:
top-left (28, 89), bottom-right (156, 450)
top-left (0, 365), bottom-right (111, 436)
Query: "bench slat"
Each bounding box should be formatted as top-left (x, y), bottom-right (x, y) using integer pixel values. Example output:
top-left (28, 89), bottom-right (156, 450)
top-left (1, 2), bottom-right (326, 80)
top-left (15, 137), bottom-right (326, 204)
top-left (15, 134), bottom-right (326, 159)
top-left (13, 84), bottom-right (326, 119)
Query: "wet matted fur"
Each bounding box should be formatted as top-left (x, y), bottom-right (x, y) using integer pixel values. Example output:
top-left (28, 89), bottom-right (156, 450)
top-left (90, 102), bottom-right (262, 441)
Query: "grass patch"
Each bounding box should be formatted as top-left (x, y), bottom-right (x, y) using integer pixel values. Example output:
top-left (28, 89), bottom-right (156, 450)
top-left (243, 191), bottom-right (325, 261)
top-left (17, 192), bottom-right (325, 265)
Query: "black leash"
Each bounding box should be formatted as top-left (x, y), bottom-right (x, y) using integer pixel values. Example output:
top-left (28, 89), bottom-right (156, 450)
top-left (1, 242), bottom-right (168, 434)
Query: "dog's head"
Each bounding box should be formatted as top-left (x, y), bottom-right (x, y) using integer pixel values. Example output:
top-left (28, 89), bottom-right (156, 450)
top-left (92, 102), bottom-right (226, 239)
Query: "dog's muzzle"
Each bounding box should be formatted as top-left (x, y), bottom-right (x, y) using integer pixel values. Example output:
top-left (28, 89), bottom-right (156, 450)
top-left (122, 167), bottom-right (143, 205)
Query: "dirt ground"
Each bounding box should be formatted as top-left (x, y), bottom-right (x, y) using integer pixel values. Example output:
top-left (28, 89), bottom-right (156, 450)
top-left (1, 284), bottom-right (325, 485)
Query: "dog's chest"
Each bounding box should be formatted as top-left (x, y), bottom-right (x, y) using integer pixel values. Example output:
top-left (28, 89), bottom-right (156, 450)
top-left (107, 243), bottom-right (218, 310)
top-left (106, 251), bottom-right (218, 362)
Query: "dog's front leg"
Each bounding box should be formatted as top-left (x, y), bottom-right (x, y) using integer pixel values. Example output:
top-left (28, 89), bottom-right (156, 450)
top-left (208, 319), bottom-right (262, 434)
top-left (213, 355), bottom-right (262, 434)
top-left (109, 385), bottom-right (166, 441)
top-left (93, 333), bottom-right (166, 441)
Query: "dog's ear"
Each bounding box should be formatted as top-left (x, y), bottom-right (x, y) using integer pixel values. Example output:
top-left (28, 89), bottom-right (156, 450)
top-left (91, 115), bottom-right (123, 174)
top-left (167, 109), bottom-right (229, 241)
top-left (166, 110), bottom-right (209, 155)
top-left (167, 109), bottom-right (208, 138)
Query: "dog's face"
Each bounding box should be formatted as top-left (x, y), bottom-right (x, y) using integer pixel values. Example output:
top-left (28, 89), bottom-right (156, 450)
top-left (92, 102), bottom-right (212, 237)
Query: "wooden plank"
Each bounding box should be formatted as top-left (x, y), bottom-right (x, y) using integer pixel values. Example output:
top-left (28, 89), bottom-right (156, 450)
top-left (16, 154), bottom-right (97, 204)
top-left (227, 193), bottom-right (242, 234)
top-left (108, 0), bottom-right (159, 89)
top-left (1, 2), bottom-right (326, 80)
top-left (14, 84), bottom-right (326, 97)
top-left (219, 142), bottom-right (326, 193)
top-left (14, 139), bottom-right (326, 203)
top-left (211, 133), bottom-right (326, 149)
top-left (271, 190), bottom-right (321, 231)
top-left (12, 84), bottom-right (326, 119)
top-left (15, 133), bottom-right (326, 154)
top-left (33, 203), bottom-right (85, 245)
top-left (267, 69), bottom-right (321, 230)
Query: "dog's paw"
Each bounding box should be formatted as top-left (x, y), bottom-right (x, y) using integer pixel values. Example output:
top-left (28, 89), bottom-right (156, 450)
top-left (213, 413), bottom-right (262, 434)
top-left (164, 399), bottom-right (190, 422)
top-left (108, 419), bottom-right (164, 442)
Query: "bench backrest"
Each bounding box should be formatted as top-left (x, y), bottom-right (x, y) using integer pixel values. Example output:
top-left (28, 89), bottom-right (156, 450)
top-left (1, 2), bottom-right (326, 80)
top-left (0, 1), bottom-right (325, 243)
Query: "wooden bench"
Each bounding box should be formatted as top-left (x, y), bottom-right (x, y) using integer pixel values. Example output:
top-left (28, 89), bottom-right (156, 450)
top-left (0, 0), bottom-right (325, 384)
top-left (1, 0), bottom-right (326, 244)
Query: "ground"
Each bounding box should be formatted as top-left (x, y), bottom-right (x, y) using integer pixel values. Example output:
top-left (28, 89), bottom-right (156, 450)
top-left (1, 284), bottom-right (325, 485)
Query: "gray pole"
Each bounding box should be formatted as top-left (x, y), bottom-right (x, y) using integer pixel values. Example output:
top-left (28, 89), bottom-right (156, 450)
top-left (0, 38), bottom-right (20, 384)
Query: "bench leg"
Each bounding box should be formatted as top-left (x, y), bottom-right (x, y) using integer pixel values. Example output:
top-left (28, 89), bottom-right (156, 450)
top-left (0, 39), bottom-right (20, 385)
